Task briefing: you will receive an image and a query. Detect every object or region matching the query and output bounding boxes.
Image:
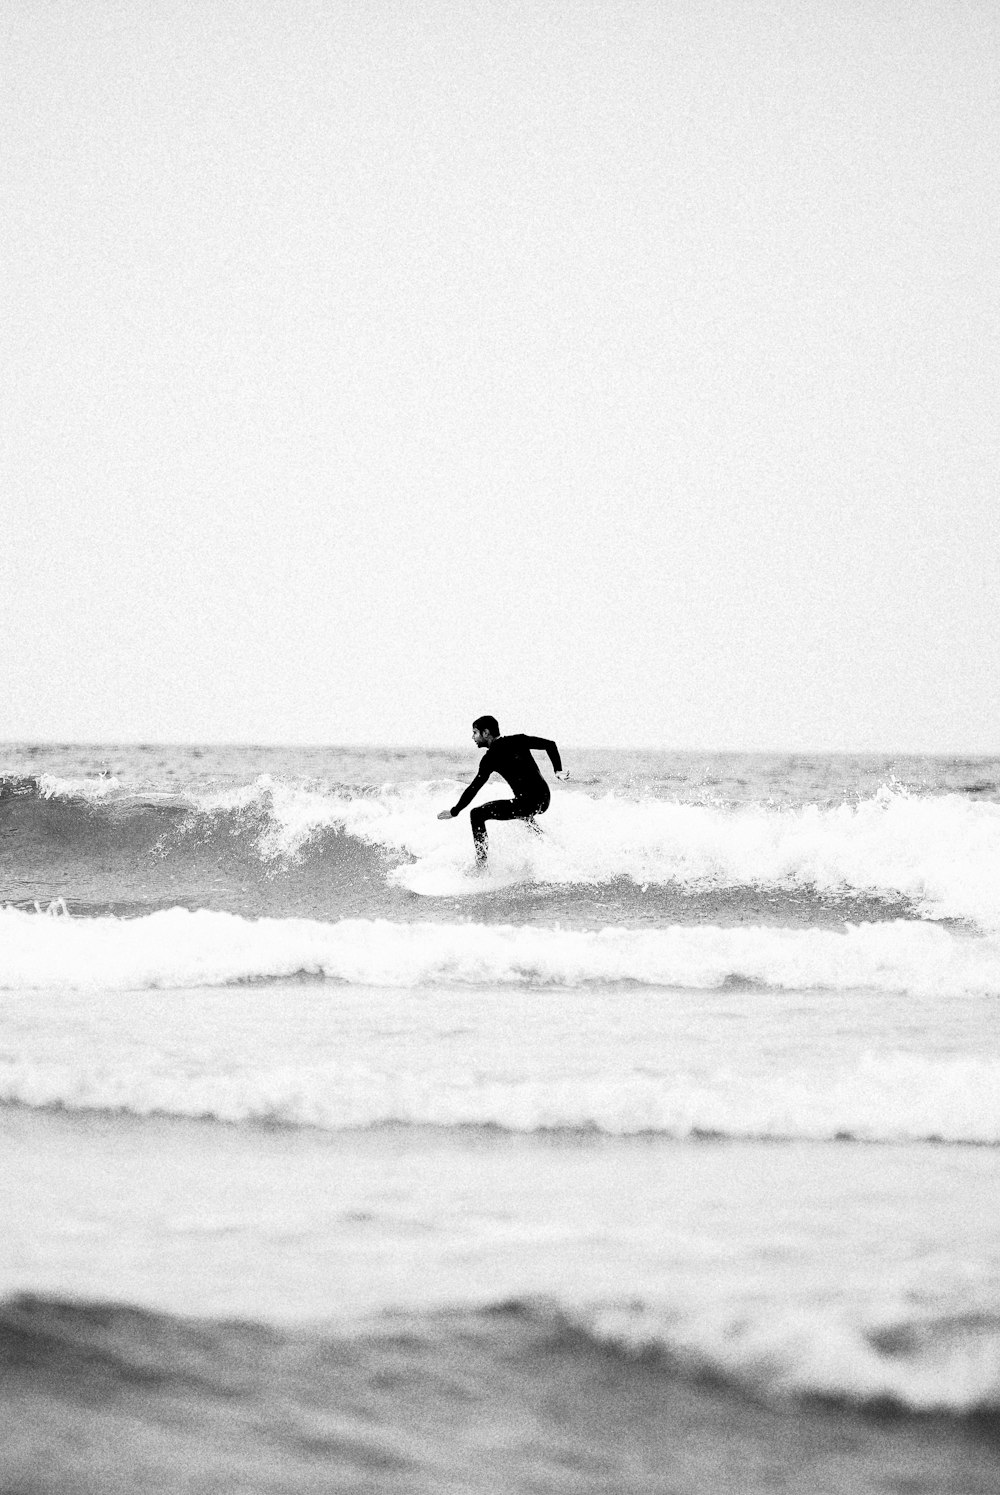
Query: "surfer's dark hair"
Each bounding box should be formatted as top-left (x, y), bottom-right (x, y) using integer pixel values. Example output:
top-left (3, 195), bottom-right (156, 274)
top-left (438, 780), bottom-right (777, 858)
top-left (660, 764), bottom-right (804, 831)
top-left (473, 715), bottom-right (499, 736)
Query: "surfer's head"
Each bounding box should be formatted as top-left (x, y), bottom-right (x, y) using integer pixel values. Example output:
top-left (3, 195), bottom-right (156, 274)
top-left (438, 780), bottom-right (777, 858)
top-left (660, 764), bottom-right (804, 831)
top-left (472, 715), bottom-right (499, 748)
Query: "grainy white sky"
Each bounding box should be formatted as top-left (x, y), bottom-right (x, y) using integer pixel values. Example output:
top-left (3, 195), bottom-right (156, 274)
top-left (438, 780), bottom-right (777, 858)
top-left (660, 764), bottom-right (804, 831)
top-left (3, 0), bottom-right (998, 749)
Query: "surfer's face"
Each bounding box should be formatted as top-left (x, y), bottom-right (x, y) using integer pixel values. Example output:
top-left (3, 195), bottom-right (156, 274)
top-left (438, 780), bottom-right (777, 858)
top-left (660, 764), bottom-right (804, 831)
top-left (472, 726), bottom-right (492, 749)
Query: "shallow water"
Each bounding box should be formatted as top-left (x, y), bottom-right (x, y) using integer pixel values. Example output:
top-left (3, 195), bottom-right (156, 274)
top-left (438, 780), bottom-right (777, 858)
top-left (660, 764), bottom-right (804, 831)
top-left (4, 1109), bottom-right (999, 1493)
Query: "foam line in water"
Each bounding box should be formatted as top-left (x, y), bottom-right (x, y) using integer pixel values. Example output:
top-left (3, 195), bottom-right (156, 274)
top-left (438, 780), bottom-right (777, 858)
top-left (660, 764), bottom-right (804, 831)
top-left (2, 905), bottom-right (999, 995)
top-left (3, 1044), bottom-right (999, 1143)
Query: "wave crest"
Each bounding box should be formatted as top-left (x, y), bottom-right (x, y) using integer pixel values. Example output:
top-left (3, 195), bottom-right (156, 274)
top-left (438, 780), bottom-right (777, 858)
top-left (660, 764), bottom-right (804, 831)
top-left (5, 1047), bottom-right (999, 1144)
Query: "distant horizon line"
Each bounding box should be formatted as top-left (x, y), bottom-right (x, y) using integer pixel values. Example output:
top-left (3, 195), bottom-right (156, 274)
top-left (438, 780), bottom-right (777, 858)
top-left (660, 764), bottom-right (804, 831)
top-left (2, 739), bottom-right (997, 759)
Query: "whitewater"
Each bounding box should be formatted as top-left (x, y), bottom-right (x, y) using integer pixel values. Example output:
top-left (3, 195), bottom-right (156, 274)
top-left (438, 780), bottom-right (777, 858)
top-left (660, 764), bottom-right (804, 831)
top-left (2, 743), bottom-right (999, 1494)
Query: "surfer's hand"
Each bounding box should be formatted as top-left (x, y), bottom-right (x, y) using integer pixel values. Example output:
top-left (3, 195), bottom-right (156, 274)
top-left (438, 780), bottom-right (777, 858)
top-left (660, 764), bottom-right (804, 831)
top-left (556, 770), bottom-right (569, 781)
top-left (437, 809), bottom-right (454, 820)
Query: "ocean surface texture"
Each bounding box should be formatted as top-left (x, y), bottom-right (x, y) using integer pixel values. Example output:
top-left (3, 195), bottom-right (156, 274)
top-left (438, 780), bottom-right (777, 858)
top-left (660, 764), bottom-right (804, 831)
top-left (2, 743), bottom-right (998, 1493)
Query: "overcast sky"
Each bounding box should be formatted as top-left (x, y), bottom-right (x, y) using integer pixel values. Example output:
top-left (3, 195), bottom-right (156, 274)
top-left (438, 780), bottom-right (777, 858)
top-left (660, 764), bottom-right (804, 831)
top-left (3, 0), bottom-right (998, 750)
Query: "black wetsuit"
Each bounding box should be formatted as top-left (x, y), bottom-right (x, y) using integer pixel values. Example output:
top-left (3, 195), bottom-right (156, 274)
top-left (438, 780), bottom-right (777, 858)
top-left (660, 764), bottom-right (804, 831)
top-left (450, 734), bottom-right (562, 863)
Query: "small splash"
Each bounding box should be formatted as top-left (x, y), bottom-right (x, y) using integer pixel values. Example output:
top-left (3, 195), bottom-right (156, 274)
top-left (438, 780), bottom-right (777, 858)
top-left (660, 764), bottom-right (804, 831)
top-left (34, 898), bottom-right (70, 918)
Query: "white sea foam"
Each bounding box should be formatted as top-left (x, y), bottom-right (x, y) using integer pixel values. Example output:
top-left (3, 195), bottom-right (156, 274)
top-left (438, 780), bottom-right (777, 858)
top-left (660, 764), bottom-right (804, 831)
top-left (192, 778), bottom-right (1000, 927)
top-left (582, 1301), bottom-right (1000, 1414)
top-left (2, 906), bottom-right (1000, 1141)
top-left (3, 1044), bottom-right (998, 1142)
top-left (35, 773), bottom-right (121, 801)
top-left (1, 905), bottom-right (999, 996)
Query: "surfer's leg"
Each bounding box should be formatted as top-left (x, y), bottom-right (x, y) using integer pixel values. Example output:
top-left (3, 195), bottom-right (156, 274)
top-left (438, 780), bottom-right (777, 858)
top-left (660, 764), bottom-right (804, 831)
top-left (470, 799), bottom-right (518, 865)
top-left (512, 788), bottom-right (550, 836)
top-left (470, 792), bottom-right (550, 864)
top-left (470, 806), bottom-right (490, 865)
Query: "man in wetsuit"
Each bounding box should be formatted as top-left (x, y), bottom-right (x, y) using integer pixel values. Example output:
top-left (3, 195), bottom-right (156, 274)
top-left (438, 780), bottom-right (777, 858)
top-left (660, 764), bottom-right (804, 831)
top-left (437, 716), bottom-right (568, 867)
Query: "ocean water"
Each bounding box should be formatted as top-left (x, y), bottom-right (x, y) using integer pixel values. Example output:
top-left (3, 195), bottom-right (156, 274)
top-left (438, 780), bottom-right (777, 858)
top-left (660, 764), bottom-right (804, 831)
top-left (1, 743), bottom-right (999, 1493)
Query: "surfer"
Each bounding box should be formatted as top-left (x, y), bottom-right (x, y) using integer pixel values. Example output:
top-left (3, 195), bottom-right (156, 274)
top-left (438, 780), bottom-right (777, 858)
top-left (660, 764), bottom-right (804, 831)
top-left (437, 716), bottom-right (568, 867)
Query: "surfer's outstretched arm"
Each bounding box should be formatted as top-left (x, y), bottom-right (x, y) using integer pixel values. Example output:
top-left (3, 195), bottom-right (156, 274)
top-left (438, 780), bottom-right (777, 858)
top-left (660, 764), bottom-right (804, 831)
top-left (437, 769), bottom-right (491, 821)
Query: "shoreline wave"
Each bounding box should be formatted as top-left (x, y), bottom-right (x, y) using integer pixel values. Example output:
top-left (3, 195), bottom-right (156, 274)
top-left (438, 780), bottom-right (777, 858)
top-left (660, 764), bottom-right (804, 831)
top-left (2, 1292), bottom-right (998, 1425)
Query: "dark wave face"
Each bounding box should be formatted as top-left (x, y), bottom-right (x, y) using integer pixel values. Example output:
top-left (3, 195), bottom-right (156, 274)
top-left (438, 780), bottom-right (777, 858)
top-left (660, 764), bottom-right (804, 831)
top-left (0, 781), bottom-right (395, 922)
top-left (1, 1294), bottom-right (997, 1495)
top-left (0, 776), bottom-right (934, 929)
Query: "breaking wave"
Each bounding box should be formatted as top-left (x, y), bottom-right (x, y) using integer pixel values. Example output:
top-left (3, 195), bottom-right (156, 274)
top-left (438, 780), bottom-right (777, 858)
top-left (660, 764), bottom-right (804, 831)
top-left (2, 1293), bottom-right (998, 1424)
top-left (4, 775), bottom-right (1000, 928)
